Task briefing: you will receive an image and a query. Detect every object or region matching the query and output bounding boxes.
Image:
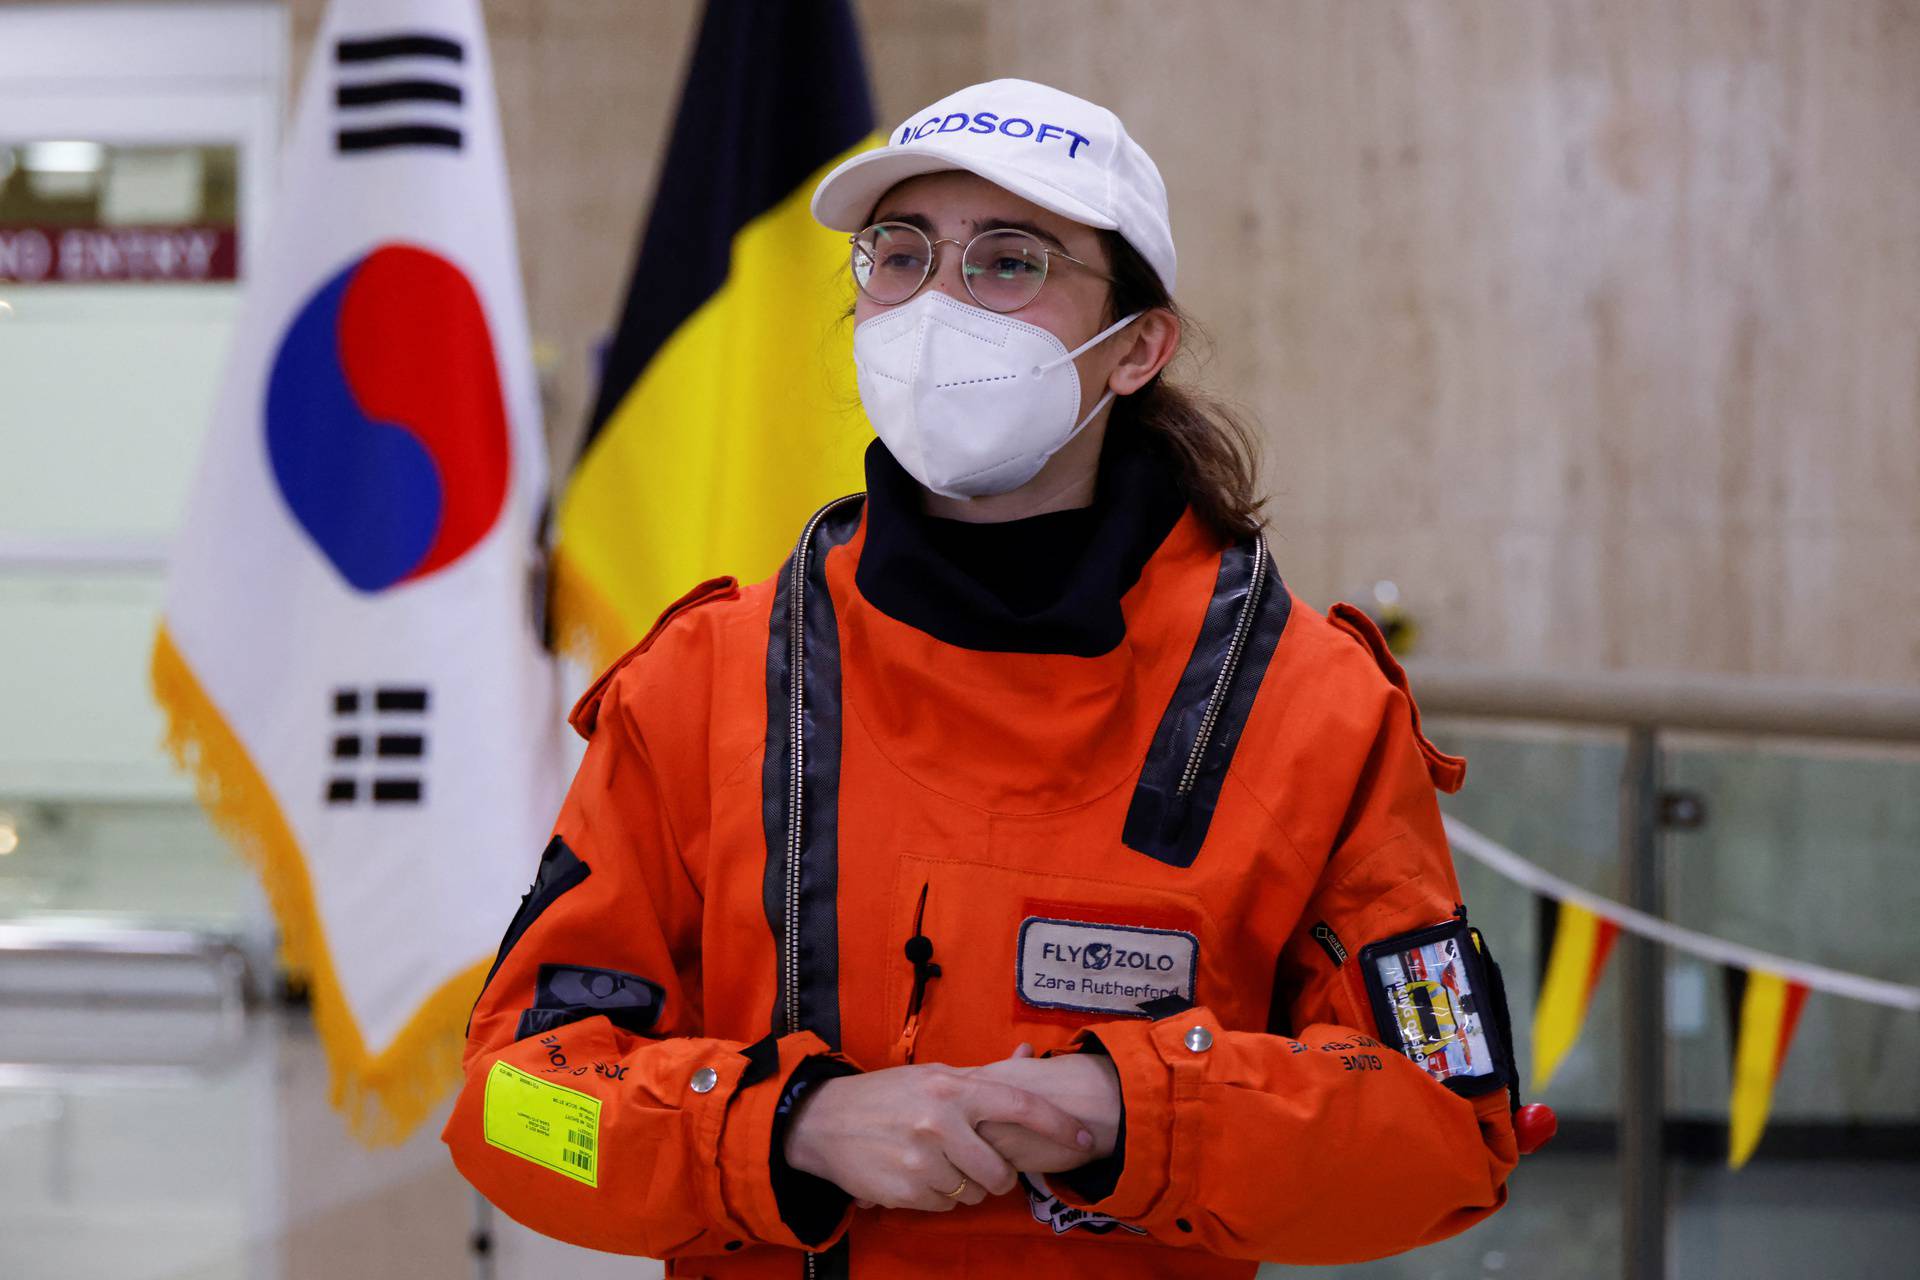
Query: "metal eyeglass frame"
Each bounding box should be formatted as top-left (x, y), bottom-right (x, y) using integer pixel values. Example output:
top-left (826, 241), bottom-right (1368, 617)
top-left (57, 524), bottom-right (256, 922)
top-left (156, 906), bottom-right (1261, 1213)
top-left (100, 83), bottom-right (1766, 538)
top-left (848, 220), bottom-right (1114, 313)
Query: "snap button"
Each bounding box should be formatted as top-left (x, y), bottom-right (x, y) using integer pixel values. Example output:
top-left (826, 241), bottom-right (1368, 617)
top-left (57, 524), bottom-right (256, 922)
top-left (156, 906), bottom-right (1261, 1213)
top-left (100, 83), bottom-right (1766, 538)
top-left (690, 1066), bottom-right (719, 1093)
top-left (1183, 1025), bottom-right (1213, 1053)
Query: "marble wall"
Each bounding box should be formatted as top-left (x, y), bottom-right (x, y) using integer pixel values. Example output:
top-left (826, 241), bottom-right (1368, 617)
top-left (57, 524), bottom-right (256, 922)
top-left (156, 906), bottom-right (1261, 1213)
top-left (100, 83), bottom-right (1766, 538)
top-left (289, 0), bottom-right (1920, 683)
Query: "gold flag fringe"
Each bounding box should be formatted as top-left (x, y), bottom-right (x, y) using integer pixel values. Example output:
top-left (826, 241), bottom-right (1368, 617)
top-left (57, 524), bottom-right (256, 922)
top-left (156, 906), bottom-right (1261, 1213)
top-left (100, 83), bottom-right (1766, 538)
top-left (151, 623), bottom-right (490, 1145)
top-left (548, 543), bottom-right (638, 675)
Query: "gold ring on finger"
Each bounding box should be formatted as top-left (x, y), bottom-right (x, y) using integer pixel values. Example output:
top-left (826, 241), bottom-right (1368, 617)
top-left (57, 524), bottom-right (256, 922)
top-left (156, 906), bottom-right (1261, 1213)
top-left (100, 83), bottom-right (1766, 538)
top-left (942, 1175), bottom-right (970, 1199)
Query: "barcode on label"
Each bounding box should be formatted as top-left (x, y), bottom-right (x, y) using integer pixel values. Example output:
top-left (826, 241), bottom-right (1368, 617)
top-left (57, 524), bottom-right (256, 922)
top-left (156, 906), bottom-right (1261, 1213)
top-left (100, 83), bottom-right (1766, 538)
top-left (482, 1061), bottom-right (601, 1188)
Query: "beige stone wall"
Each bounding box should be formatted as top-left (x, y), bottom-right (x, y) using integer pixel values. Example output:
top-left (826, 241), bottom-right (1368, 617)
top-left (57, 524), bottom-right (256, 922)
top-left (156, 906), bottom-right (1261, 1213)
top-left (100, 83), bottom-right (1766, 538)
top-left (291, 0), bottom-right (1920, 683)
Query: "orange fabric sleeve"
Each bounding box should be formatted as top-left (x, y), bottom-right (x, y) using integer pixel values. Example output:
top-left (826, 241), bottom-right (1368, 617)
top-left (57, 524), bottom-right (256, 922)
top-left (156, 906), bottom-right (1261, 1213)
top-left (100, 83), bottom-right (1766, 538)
top-left (440, 640), bottom-right (856, 1258)
top-left (1048, 682), bottom-right (1517, 1265)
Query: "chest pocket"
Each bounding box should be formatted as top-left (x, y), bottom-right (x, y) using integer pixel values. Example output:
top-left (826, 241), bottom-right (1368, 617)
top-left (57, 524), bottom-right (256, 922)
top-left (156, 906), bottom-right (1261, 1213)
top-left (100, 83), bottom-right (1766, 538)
top-left (881, 851), bottom-right (1215, 1068)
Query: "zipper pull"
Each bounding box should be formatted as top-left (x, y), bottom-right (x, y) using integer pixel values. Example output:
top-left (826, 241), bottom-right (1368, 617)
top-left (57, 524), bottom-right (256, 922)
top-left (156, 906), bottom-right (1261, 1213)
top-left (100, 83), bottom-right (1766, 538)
top-left (896, 1009), bottom-right (925, 1067)
top-left (893, 882), bottom-right (941, 1065)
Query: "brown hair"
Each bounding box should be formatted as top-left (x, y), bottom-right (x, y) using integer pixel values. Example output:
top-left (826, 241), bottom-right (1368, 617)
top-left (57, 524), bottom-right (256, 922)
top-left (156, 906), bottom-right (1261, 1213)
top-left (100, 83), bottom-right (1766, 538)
top-left (1100, 231), bottom-right (1267, 541)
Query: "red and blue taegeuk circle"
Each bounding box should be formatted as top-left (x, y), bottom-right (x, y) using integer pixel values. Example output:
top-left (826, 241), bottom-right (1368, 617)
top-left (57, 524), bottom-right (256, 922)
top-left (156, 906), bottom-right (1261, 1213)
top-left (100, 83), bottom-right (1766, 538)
top-left (266, 244), bottom-right (510, 593)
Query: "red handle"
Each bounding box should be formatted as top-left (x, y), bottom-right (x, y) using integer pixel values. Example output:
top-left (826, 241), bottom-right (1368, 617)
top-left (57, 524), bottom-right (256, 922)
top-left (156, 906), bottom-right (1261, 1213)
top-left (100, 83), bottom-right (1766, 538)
top-left (1515, 1103), bottom-right (1558, 1155)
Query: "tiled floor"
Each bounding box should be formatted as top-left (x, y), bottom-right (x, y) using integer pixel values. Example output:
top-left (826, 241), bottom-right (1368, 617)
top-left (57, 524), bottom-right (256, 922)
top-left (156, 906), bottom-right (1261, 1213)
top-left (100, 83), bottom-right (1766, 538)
top-left (0, 1004), bottom-right (1912, 1279)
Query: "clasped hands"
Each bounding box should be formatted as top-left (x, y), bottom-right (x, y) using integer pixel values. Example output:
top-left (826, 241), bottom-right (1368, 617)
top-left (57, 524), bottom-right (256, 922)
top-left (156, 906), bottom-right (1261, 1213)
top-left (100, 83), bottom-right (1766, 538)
top-left (782, 1042), bottom-right (1122, 1213)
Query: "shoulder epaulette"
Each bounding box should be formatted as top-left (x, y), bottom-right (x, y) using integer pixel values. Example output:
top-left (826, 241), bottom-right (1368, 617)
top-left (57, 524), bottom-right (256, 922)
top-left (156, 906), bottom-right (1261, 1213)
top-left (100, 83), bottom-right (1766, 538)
top-left (568, 576), bottom-right (740, 738)
top-left (1327, 602), bottom-right (1466, 794)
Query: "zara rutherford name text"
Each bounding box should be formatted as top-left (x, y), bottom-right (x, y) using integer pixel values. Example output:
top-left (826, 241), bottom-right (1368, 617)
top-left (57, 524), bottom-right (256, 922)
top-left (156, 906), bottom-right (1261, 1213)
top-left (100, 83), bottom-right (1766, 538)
top-left (1030, 972), bottom-right (1181, 1000)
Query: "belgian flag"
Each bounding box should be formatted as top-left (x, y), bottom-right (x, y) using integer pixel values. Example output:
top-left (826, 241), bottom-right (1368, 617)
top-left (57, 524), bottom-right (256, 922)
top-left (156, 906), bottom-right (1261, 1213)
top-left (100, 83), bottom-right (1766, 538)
top-left (1531, 897), bottom-right (1622, 1092)
top-left (552, 0), bottom-right (880, 668)
top-left (1724, 967), bottom-right (1810, 1168)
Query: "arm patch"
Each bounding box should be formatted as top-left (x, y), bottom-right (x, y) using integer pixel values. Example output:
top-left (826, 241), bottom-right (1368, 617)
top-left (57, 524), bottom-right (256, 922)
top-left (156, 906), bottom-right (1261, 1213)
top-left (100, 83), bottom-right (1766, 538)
top-left (1358, 916), bottom-right (1515, 1098)
top-left (514, 963), bottom-right (666, 1041)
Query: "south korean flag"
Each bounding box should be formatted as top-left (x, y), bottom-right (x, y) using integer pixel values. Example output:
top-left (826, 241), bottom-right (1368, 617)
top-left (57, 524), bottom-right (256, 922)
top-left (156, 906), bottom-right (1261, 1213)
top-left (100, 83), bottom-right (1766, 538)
top-left (155, 0), bottom-right (566, 1139)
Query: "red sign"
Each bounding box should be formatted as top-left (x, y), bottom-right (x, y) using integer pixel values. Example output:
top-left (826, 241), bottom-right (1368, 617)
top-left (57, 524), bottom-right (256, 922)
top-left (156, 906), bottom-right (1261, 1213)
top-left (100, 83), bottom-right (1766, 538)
top-left (0, 225), bottom-right (239, 283)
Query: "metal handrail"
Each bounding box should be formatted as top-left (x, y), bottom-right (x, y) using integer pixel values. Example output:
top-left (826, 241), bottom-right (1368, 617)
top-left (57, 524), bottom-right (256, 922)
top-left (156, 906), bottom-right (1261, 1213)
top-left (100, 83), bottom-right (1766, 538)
top-left (1403, 658), bottom-right (1920, 1280)
top-left (0, 918), bottom-right (242, 958)
top-left (1404, 661), bottom-right (1920, 743)
top-left (0, 535), bottom-right (170, 573)
top-left (0, 918), bottom-right (252, 1021)
top-left (0, 918), bottom-right (254, 1092)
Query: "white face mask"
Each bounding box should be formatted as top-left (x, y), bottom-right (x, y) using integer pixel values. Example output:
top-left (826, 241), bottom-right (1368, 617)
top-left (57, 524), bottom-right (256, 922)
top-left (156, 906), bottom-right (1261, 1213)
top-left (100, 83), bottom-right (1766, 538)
top-left (852, 291), bottom-right (1142, 498)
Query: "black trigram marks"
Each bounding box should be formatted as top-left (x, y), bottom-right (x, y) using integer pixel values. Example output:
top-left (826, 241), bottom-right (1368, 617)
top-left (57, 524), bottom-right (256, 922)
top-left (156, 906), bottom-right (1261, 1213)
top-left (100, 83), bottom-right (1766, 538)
top-left (327, 686), bottom-right (429, 806)
top-left (333, 32), bottom-right (466, 155)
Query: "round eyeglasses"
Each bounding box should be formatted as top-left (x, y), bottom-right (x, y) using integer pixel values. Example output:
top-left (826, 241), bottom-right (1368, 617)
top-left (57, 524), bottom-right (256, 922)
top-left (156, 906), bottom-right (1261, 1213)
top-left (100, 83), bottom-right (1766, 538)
top-left (849, 221), bottom-right (1111, 313)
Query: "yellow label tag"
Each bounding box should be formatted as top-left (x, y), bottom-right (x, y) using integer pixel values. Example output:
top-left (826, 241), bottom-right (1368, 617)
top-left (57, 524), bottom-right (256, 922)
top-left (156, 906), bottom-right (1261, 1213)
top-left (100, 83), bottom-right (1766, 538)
top-left (483, 1060), bottom-right (601, 1187)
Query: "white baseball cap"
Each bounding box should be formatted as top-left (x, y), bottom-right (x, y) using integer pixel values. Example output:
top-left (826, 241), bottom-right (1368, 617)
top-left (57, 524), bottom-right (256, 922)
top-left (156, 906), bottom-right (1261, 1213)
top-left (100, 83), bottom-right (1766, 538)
top-left (811, 78), bottom-right (1177, 294)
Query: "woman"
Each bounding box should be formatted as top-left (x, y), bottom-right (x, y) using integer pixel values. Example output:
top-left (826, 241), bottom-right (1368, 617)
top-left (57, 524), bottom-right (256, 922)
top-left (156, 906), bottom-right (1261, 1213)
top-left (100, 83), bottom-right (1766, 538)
top-left (446, 79), bottom-right (1532, 1279)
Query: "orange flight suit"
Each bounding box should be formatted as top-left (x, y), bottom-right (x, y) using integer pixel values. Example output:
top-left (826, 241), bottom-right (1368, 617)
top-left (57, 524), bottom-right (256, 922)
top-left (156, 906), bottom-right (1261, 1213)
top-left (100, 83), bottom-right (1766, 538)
top-left (444, 495), bottom-right (1519, 1277)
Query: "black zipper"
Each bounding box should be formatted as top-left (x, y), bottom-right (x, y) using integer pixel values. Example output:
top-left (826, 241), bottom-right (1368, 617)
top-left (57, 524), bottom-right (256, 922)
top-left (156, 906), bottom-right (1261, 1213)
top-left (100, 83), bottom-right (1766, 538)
top-left (1176, 534), bottom-right (1267, 796)
top-left (779, 496), bottom-right (861, 1280)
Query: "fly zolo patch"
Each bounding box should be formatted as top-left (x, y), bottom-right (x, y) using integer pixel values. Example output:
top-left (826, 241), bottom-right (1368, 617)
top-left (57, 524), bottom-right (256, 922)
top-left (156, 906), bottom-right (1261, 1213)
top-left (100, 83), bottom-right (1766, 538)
top-left (1017, 915), bottom-right (1197, 1017)
top-left (1359, 917), bottom-right (1513, 1097)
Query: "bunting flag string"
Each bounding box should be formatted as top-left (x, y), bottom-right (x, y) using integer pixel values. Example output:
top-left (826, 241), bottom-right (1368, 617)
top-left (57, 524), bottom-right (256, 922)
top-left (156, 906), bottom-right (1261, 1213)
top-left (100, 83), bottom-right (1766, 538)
top-left (1444, 814), bottom-right (1916, 1167)
top-left (1444, 816), bottom-right (1920, 1011)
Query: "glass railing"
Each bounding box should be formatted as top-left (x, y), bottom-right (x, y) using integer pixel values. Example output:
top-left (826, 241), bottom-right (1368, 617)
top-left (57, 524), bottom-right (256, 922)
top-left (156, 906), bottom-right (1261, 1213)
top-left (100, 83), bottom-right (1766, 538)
top-left (1273, 667), bottom-right (1920, 1280)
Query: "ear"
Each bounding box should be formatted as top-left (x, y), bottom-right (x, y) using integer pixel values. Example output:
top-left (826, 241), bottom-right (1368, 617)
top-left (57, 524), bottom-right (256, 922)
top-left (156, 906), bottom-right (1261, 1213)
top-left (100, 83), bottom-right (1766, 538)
top-left (1105, 307), bottom-right (1181, 396)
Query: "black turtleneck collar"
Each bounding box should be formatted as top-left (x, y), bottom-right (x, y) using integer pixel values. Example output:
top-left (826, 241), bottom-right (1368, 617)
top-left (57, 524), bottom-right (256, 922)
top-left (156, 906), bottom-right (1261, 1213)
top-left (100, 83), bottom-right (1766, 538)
top-left (854, 425), bottom-right (1190, 656)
